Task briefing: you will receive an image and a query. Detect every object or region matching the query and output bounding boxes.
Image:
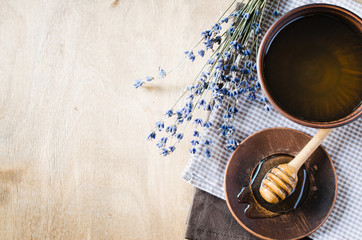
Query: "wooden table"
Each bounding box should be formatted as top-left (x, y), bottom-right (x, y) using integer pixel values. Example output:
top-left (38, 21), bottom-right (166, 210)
top-left (3, 0), bottom-right (361, 239)
top-left (0, 0), bottom-right (228, 239)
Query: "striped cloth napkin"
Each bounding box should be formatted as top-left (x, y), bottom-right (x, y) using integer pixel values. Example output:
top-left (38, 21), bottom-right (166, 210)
top-left (182, 0), bottom-right (362, 239)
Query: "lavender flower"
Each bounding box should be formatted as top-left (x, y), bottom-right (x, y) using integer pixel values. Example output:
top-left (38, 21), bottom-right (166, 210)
top-left (229, 27), bottom-right (235, 36)
top-left (201, 30), bottom-right (212, 40)
top-left (165, 109), bottom-right (173, 117)
top-left (176, 133), bottom-right (184, 140)
top-left (166, 125), bottom-right (177, 135)
top-left (241, 68), bottom-right (251, 75)
top-left (185, 51), bottom-right (196, 62)
top-left (203, 121), bottom-right (212, 128)
top-left (214, 36), bottom-right (222, 44)
top-left (155, 121), bottom-right (165, 131)
top-left (146, 76), bottom-right (154, 82)
top-left (200, 71), bottom-right (209, 80)
top-left (133, 79), bottom-right (144, 89)
top-left (231, 77), bottom-right (240, 84)
top-left (207, 58), bottom-right (216, 65)
top-left (220, 123), bottom-right (230, 130)
top-left (147, 131), bottom-right (156, 140)
top-left (159, 68), bottom-right (166, 78)
top-left (205, 149), bottom-right (211, 158)
top-left (221, 17), bottom-right (229, 23)
top-left (212, 23), bottom-right (222, 33)
top-left (190, 148), bottom-right (196, 154)
top-left (226, 139), bottom-right (238, 150)
top-left (193, 118), bottom-right (203, 126)
top-left (198, 50), bottom-right (205, 57)
top-left (243, 49), bottom-right (251, 56)
top-left (206, 104), bottom-right (213, 111)
top-left (264, 104), bottom-right (271, 112)
top-left (220, 130), bottom-right (228, 137)
top-left (176, 111), bottom-right (184, 124)
top-left (204, 39), bottom-right (214, 50)
top-left (259, 97), bottom-right (267, 102)
top-left (224, 51), bottom-right (231, 59)
top-left (169, 146), bottom-right (176, 153)
top-left (198, 99), bottom-right (206, 107)
top-left (156, 137), bottom-right (168, 148)
top-left (228, 107), bottom-right (238, 114)
top-left (161, 148), bottom-right (169, 156)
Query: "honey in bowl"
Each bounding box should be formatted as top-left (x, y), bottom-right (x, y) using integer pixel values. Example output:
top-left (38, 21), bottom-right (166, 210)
top-left (263, 13), bottom-right (362, 123)
top-left (237, 154), bottom-right (310, 218)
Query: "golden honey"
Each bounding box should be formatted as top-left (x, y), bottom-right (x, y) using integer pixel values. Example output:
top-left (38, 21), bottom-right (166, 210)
top-left (237, 155), bottom-right (310, 218)
top-left (264, 14), bottom-right (362, 122)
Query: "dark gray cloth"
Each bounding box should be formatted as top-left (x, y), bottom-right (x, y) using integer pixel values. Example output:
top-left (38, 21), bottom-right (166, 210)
top-left (185, 188), bottom-right (260, 240)
top-left (185, 188), bottom-right (312, 240)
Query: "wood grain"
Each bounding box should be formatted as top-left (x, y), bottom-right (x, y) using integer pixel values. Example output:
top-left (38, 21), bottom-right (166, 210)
top-left (1, 1), bottom-right (360, 239)
top-left (0, 0), bottom-right (227, 239)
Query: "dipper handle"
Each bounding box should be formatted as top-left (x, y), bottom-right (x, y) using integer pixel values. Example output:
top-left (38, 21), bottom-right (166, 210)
top-left (288, 128), bottom-right (333, 171)
top-left (260, 128), bottom-right (333, 204)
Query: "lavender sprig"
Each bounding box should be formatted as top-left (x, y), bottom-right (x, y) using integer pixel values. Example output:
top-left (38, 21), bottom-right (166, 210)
top-left (136, 0), bottom-right (281, 157)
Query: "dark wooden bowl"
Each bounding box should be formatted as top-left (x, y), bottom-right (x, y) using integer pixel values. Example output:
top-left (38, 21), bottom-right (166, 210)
top-left (257, 4), bottom-right (362, 129)
top-left (224, 128), bottom-right (337, 240)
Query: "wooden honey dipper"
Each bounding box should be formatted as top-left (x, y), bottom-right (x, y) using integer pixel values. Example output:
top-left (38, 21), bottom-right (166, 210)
top-left (260, 128), bottom-right (333, 204)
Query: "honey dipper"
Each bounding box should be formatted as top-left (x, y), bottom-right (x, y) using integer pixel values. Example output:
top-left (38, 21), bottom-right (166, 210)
top-left (260, 128), bottom-right (333, 204)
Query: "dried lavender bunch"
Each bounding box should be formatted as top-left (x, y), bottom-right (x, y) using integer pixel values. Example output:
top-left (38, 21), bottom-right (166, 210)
top-left (134, 0), bottom-right (281, 157)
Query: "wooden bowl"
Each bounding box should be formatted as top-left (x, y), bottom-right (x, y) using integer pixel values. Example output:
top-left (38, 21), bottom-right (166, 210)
top-left (224, 128), bottom-right (337, 240)
top-left (257, 4), bottom-right (362, 129)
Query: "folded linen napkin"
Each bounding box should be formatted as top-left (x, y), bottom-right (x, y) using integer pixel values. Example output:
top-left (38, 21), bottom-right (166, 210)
top-left (185, 188), bottom-right (259, 240)
top-left (185, 188), bottom-right (312, 240)
top-left (182, 0), bottom-right (362, 239)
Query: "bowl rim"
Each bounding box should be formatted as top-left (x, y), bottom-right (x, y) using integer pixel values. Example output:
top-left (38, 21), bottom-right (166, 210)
top-left (224, 127), bottom-right (338, 240)
top-left (257, 3), bottom-right (362, 129)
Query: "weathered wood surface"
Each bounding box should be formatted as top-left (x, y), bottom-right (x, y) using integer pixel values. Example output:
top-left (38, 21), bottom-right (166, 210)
top-left (0, 0), bottom-right (227, 239)
top-left (2, 0), bottom-right (360, 239)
